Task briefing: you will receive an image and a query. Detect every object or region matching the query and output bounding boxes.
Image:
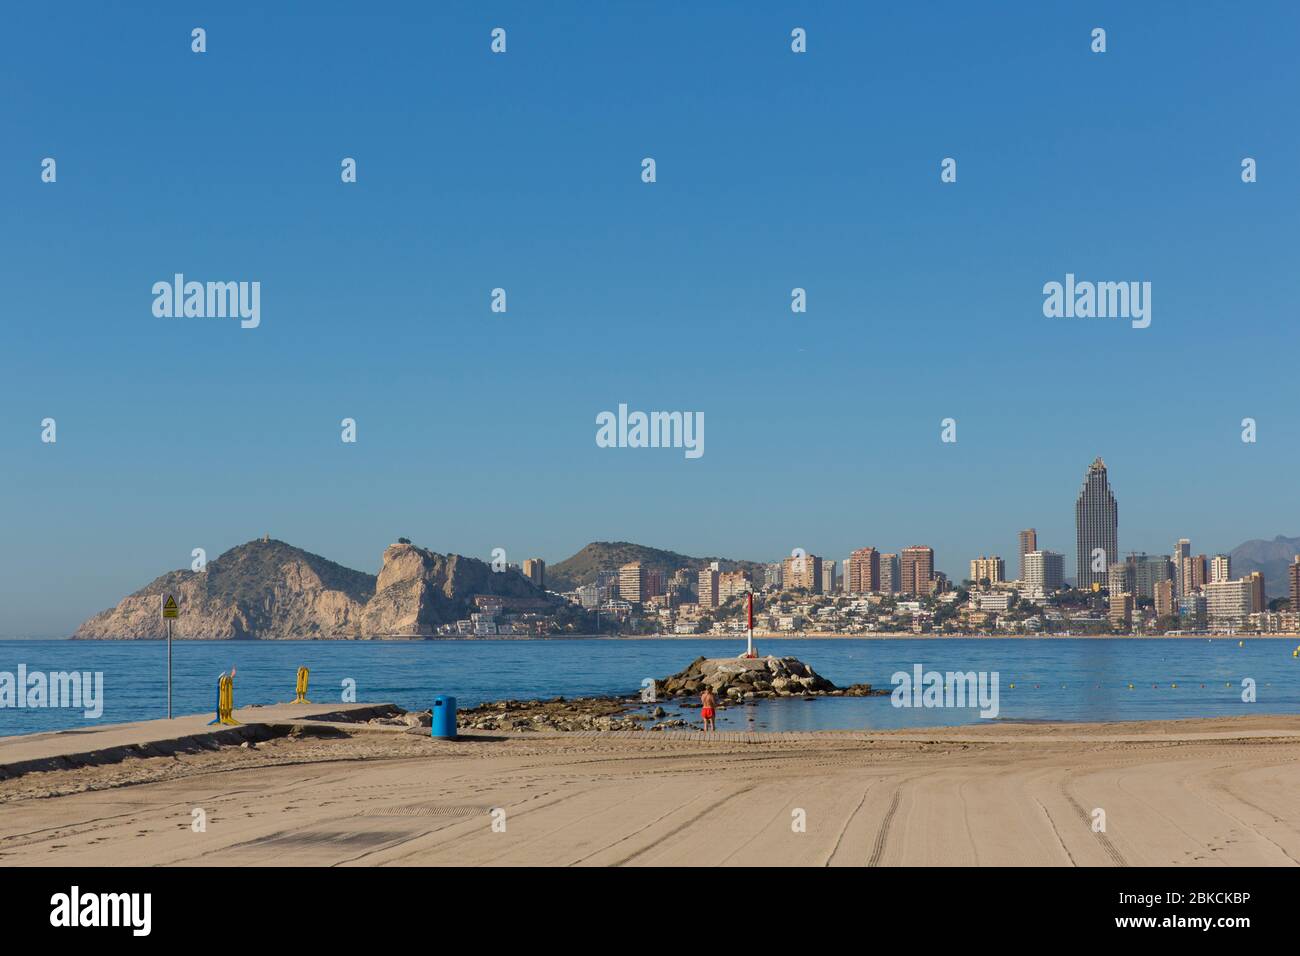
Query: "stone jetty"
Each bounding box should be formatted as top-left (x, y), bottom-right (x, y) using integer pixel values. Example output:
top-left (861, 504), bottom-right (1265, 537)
top-left (653, 655), bottom-right (883, 701)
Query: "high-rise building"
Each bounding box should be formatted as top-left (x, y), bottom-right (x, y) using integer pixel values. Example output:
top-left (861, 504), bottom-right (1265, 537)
top-left (1205, 579), bottom-right (1252, 626)
top-left (669, 568), bottom-right (695, 594)
top-left (820, 560), bottom-right (837, 595)
top-left (1108, 561), bottom-right (1134, 599)
top-left (846, 548), bottom-right (880, 595)
top-left (1172, 539), bottom-right (1191, 597)
top-left (878, 553), bottom-right (899, 594)
top-left (643, 570), bottom-right (665, 601)
top-left (1181, 555), bottom-right (1207, 595)
top-left (1075, 457), bottom-right (1118, 591)
top-left (576, 583), bottom-right (608, 608)
top-left (782, 553), bottom-right (822, 592)
top-left (1246, 571), bottom-right (1266, 614)
top-left (618, 562), bottom-right (647, 604)
top-left (900, 546), bottom-right (934, 596)
top-left (719, 570), bottom-right (752, 602)
top-left (1179, 594), bottom-right (1207, 629)
top-left (1018, 529), bottom-right (1037, 581)
top-left (969, 556), bottom-right (1005, 585)
top-left (764, 563), bottom-right (783, 589)
top-left (1154, 579), bottom-right (1175, 618)
top-left (1210, 555), bottom-right (1231, 583)
top-left (522, 558), bottom-right (545, 589)
top-left (1023, 550), bottom-right (1065, 596)
top-left (1108, 592), bottom-right (1133, 630)
top-left (1290, 557), bottom-right (1300, 612)
top-left (697, 567), bottom-right (720, 608)
top-left (596, 569), bottom-right (620, 598)
top-left (1130, 553), bottom-right (1172, 600)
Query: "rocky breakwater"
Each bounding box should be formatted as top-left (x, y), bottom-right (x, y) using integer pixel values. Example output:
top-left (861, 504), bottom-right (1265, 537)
top-left (454, 698), bottom-right (648, 733)
top-left (358, 655), bottom-right (886, 737)
top-left (653, 655), bottom-right (884, 702)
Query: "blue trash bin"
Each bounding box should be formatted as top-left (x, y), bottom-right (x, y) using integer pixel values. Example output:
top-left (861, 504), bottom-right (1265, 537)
top-left (431, 695), bottom-right (457, 739)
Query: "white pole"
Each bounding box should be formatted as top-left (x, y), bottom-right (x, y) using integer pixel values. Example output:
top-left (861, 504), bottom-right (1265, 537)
top-left (167, 617), bottom-right (173, 719)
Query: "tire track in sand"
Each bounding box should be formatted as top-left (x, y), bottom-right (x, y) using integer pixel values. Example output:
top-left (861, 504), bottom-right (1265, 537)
top-left (603, 784), bottom-right (757, 867)
top-left (866, 781), bottom-right (904, 867)
top-left (1062, 778), bottom-right (1127, 866)
top-left (824, 781), bottom-right (875, 867)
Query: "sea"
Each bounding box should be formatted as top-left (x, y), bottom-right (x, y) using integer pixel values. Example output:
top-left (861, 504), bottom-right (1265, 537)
top-left (2, 637), bottom-right (1298, 737)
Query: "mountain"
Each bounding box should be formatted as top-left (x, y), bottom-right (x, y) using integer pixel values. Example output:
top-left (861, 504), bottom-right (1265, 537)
top-left (547, 541), bottom-right (766, 592)
top-left (359, 542), bottom-right (550, 635)
top-left (1228, 535), bottom-right (1300, 600)
top-left (74, 538), bottom-right (557, 639)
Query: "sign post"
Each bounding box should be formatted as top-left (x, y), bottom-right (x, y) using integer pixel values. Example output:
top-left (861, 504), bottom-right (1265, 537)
top-left (162, 594), bottom-right (179, 718)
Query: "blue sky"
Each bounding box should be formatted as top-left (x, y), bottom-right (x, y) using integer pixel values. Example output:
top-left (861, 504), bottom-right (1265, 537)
top-left (3, 2), bottom-right (1298, 635)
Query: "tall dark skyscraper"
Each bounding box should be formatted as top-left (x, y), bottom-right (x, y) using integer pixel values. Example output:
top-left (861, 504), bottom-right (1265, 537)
top-left (1075, 457), bottom-right (1118, 591)
top-left (1018, 528), bottom-right (1037, 581)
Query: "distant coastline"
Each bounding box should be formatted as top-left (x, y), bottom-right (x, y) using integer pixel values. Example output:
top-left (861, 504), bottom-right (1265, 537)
top-left (50, 631), bottom-right (1300, 641)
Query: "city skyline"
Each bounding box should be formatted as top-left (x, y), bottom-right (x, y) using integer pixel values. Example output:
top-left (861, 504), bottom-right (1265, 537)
top-left (10, 451), bottom-right (1297, 636)
top-left (5, 3), bottom-right (1299, 635)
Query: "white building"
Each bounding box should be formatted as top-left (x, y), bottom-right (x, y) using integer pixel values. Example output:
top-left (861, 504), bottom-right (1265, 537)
top-left (1204, 579), bottom-right (1251, 626)
top-left (970, 590), bottom-right (1015, 612)
top-left (1022, 550), bottom-right (1065, 601)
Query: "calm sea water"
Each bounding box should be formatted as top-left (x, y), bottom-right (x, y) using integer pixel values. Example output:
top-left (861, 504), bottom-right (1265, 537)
top-left (2, 637), bottom-right (1298, 737)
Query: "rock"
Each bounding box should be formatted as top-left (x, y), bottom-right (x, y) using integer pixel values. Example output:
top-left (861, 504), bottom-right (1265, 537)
top-left (652, 719), bottom-right (688, 730)
top-left (651, 706), bottom-right (666, 718)
top-left (655, 655), bottom-right (841, 700)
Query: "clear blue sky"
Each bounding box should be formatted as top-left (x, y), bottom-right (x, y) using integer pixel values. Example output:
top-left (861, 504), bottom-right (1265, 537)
top-left (3, 2), bottom-right (1298, 635)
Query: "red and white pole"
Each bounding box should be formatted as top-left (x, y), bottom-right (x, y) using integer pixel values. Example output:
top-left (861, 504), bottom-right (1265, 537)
top-left (746, 591), bottom-right (756, 658)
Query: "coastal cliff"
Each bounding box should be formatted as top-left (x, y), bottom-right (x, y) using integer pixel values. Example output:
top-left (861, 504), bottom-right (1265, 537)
top-left (359, 544), bottom-right (550, 637)
top-left (73, 538), bottom-right (552, 640)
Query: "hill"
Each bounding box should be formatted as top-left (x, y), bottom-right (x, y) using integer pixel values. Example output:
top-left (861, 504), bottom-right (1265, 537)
top-left (74, 537), bottom-right (558, 639)
top-left (548, 541), bottom-right (766, 592)
top-left (1229, 535), bottom-right (1300, 600)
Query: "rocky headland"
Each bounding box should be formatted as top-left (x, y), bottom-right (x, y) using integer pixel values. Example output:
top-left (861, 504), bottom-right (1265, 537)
top-left (74, 538), bottom-right (559, 639)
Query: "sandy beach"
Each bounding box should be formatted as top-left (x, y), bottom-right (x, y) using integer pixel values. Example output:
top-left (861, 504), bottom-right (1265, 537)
top-left (3, 710), bottom-right (1300, 866)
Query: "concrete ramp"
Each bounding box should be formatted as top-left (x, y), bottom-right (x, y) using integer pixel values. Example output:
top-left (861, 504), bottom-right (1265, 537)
top-left (0, 702), bottom-right (401, 780)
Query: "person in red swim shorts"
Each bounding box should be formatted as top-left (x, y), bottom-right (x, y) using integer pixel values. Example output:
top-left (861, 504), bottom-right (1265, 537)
top-left (700, 687), bottom-right (717, 732)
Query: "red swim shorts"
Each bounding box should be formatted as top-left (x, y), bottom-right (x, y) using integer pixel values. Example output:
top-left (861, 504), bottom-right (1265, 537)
top-left (701, 708), bottom-right (715, 719)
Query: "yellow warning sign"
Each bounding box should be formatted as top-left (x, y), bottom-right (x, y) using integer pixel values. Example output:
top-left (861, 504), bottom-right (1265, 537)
top-left (162, 595), bottom-right (179, 619)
